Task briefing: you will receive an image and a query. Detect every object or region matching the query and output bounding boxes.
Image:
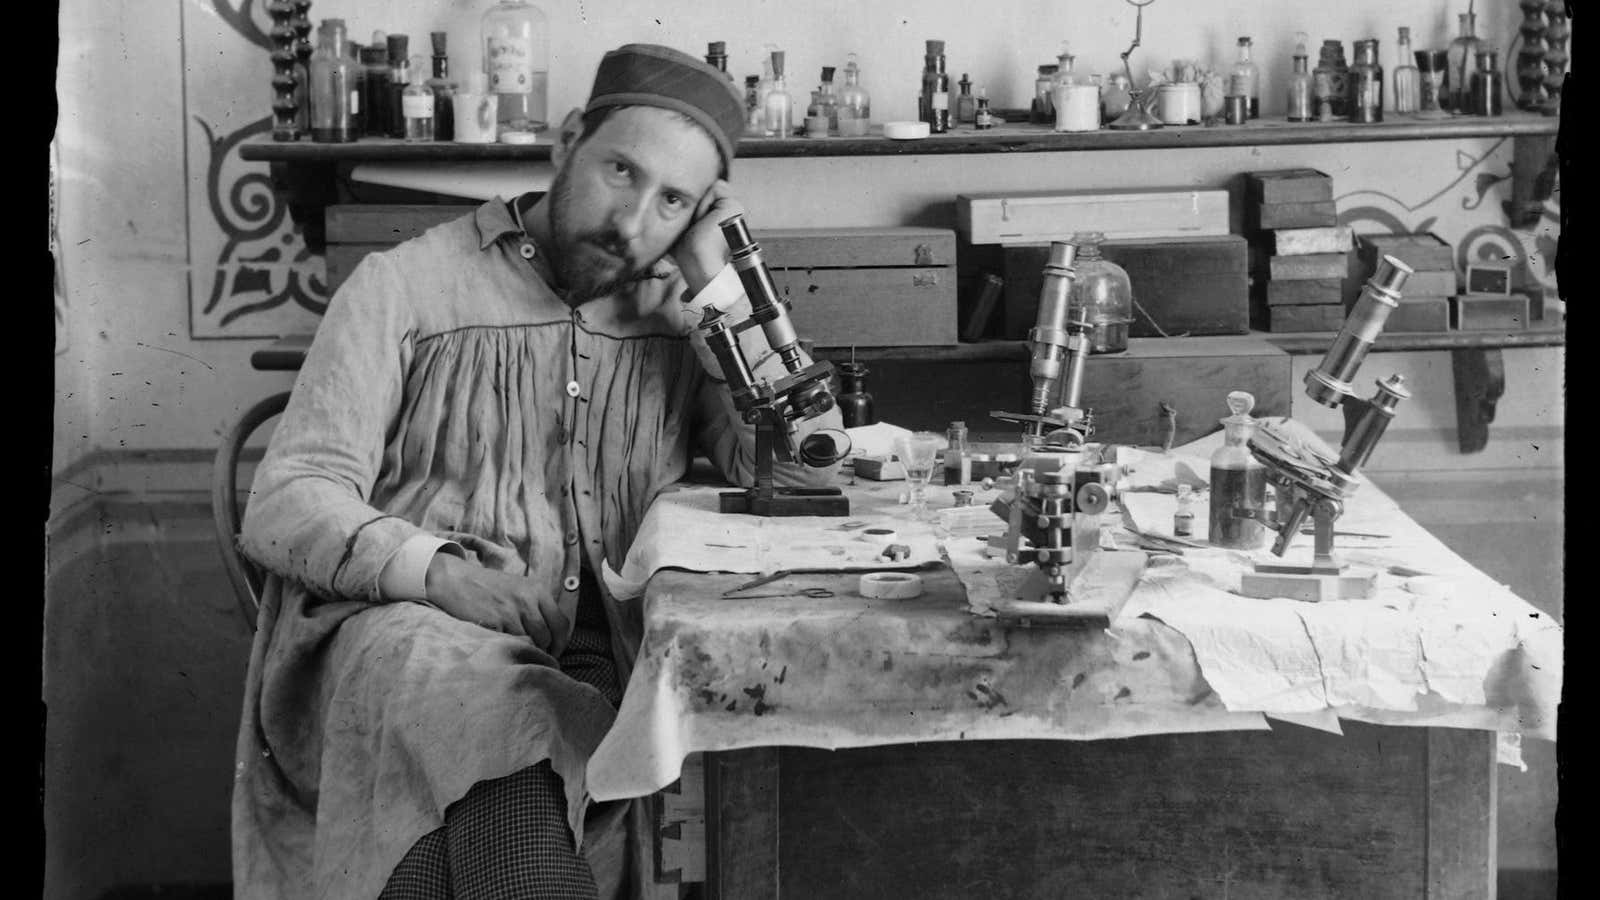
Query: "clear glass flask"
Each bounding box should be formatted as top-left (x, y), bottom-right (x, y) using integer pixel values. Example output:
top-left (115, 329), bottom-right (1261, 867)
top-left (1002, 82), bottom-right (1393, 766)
top-left (836, 54), bottom-right (872, 136)
top-left (482, 0), bottom-right (549, 133)
top-left (1067, 232), bottom-right (1133, 354)
top-left (1445, 11), bottom-right (1483, 113)
top-left (1392, 27), bottom-right (1419, 114)
top-left (402, 58), bottom-right (435, 142)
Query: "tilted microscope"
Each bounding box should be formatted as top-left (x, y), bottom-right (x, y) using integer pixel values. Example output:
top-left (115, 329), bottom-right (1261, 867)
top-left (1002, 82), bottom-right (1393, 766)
top-left (694, 214), bottom-right (850, 517)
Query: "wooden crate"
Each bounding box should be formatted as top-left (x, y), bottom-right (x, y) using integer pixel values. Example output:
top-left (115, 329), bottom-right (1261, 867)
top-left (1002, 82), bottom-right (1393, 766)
top-left (956, 189), bottom-right (1230, 245)
top-left (1356, 232), bottom-right (1455, 273)
top-left (1252, 200), bottom-right (1339, 230)
top-left (1384, 297), bottom-right (1452, 332)
top-left (1452, 293), bottom-right (1530, 330)
top-left (1258, 303), bottom-right (1347, 333)
top-left (1244, 168), bottom-right (1334, 204)
top-left (1002, 236), bottom-right (1249, 339)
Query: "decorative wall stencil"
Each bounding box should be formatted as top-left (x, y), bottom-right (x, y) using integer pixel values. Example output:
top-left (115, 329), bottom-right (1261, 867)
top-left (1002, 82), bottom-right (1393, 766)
top-left (1336, 138), bottom-right (1558, 300)
top-left (184, 0), bottom-right (328, 338)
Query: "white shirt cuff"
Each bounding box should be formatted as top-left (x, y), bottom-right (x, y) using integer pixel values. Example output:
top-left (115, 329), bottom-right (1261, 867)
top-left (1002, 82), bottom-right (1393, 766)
top-left (682, 264), bottom-right (749, 320)
top-left (378, 534), bottom-right (464, 601)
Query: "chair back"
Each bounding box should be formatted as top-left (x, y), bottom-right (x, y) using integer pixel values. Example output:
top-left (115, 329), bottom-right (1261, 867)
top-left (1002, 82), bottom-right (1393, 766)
top-left (211, 391), bottom-right (292, 632)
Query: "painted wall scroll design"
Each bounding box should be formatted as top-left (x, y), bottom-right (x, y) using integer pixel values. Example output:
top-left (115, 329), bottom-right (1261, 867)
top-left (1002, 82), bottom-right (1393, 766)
top-left (185, 0), bottom-right (328, 339)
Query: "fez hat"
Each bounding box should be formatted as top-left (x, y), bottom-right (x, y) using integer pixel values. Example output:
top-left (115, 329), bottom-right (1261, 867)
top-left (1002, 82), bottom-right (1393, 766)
top-left (586, 43), bottom-right (746, 168)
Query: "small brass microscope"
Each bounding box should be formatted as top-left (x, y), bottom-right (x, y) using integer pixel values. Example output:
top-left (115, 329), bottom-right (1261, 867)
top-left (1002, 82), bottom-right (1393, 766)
top-left (695, 214), bottom-right (850, 517)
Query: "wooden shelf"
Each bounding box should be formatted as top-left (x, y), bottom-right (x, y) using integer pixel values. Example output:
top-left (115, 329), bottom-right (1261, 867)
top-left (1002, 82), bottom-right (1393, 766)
top-left (239, 113), bottom-right (1559, 163)
top-left (252, 328), bottom-right (1565, 371)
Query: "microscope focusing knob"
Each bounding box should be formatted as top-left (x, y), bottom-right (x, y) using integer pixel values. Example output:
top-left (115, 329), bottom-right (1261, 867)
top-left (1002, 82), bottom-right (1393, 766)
top-left (1075, 482), bottom-right (1111, 515)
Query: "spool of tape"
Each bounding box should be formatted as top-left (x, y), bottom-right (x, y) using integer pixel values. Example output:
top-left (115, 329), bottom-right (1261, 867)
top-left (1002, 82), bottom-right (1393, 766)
top-left (857, 527), bottom-right (899, 543)
top-left (859, 571), bottom-right (924, 599)
top-left (882, 121), bottom-right (931, 140)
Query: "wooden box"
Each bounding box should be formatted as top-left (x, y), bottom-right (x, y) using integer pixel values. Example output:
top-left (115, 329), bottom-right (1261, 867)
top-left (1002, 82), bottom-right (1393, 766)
top-left (1452, 293), bottom-right (1530, 331)
top-left (1266, 252), bottom-right (1347, 280)
top-left (1252, 200), bottom-right (1339, 231)
top-left (1258, 303), bottom-right (1347, 333)
top-left (1383, 297), bottom-right (1452, 332)
top-left (1266, 278), bottom-right (1345, 306)
top-left (1356, 232), bottom-right (1455, 273)
top-left (1244, 168), bottom-right (1334, 204)
top-left (323, 206), bottom-right (956, 348)
top-left (758, 227), bottom-right (959, 347)
top-left (1398, 269), bottom-right (1459, 298)
top-left (956, 189), bottom-right (1230, 245)
top-left (1267, 226), bottom-right (1353, 256)
top-left (1002, 236), bottom-right (1249, 339)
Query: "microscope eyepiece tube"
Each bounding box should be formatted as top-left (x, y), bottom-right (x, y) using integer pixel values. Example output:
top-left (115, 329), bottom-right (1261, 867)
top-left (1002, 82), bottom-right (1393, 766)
top-left (1305, 255), bottom-right (1412, 408)
top-left (719, 213), bottom-right (805, 373)
top-left (1336, 374), bottom-right (1410, 475)
top-left (1027, 241), bottom-right (1079, 416)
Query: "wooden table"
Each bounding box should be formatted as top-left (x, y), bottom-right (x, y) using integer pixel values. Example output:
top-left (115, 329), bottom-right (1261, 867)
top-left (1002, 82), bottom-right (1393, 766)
top-left (630, 563), bottom-right (1506, 900)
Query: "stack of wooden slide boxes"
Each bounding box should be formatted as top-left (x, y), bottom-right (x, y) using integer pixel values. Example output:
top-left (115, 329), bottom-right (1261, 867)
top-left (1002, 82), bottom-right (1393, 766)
top-left (1352, 233), bottom-right (1459, 332)
top-left (1245, 169), bottom-right (1351, 333)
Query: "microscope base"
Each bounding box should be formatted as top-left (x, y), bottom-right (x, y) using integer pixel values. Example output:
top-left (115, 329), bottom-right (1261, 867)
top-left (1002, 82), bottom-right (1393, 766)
top-left (1240, 567), bottom-right (1379, 602)
top-left (720, 487), bottom-right (850, 518)
top-left (993, 550), bottom-right (1147, 629)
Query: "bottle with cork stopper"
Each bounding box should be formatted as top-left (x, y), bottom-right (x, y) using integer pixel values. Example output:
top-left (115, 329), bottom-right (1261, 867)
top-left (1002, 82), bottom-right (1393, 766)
top-left (1208, 391), bottom-right (1268, 549)
top-left (944, 420), bottom-right (970, 485)
top-left (402, 56), bottom-right (435, 142)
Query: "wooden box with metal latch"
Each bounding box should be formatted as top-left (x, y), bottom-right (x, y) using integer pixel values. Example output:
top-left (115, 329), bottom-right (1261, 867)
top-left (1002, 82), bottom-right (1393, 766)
top-left (755, 227), bottom-right (959, 347)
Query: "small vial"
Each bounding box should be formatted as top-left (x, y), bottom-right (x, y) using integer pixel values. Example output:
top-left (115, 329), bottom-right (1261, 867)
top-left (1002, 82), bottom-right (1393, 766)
top-left (944, 420), bottom-right (970, 485)
top-left (974, 87), bottom-right (995, 129)
top-left (1173, 484), bottom-right (1195, 537)
top-left (402, 59), bottom-right (435, 142)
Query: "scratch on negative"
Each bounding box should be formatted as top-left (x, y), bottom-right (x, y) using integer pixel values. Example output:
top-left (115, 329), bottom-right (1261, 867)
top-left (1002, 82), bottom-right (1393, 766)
top-left (1293, 611), bottom-right (1333, 704)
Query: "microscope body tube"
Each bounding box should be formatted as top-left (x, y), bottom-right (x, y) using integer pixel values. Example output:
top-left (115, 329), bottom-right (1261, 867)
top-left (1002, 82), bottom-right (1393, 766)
top-left (700, 315), bottom-right (760, 411)
top-left (1304, 255), bottom-right (1412, 408)
top-left (1027, 242), bottom-right (1080, 417)
top-left (719, 215), bottom-right (806, 374)
top-left (1336, 375), bottom-right (1410, 476)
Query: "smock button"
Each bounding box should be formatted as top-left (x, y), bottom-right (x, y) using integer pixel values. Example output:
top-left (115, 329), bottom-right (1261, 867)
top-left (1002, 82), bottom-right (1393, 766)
top-left (564, 531), bottom-right (578, 545)
top-left (563, 575), bottom-right (581, 592)
top-left (565, 380), bottom-right (581, 398)
top-left (519, 242), bottom-right (536, 260)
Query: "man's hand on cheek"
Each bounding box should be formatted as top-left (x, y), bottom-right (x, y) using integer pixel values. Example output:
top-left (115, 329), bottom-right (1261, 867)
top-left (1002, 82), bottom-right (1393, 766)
top-left (670, 179), bottom-right (741, 296)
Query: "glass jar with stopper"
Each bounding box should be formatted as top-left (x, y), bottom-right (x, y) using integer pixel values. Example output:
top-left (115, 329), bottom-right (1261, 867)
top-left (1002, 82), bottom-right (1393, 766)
top-left (1067, 232), bottom-right (1133, 354)
top-left (1208, 390), bottom-right (1268, 549)
top-left (836, 53), bottom-right (872, 136)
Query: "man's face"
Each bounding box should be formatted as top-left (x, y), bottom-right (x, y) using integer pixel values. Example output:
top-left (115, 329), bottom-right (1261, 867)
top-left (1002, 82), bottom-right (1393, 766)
top-left (548, 106), bottom-right (722, 302)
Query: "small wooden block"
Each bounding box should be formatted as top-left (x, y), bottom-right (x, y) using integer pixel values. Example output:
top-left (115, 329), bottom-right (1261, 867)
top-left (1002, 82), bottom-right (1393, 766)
top-left (1398, 269), bottom-right (1458, 298)
top-left (1383, 297), bottom-right (1451, 332)
top-left (1245, 169), bottom-right (1334, 205)
top-left (1239, 568), bottom-right (1379, 601)
top-left (1464, 264), bottom-right (1513, 296)
top-left (1267, 278), bottom-right (1346, 305)
top-left (1356, 232), bottom-right (1455, 272)
top-left (1452, 293), bottom-right (1529, 331)
top-left (852, 456), bottom-right (907, 480)
top-left (1262, 303), bottom-right (1347, 333)
top-left (1267, 252), bottom-right (1348, 280)
top-left (1270, 226), bottom-right (1353, 256)
top-left (1256, 200), bottom-right (1340, 230)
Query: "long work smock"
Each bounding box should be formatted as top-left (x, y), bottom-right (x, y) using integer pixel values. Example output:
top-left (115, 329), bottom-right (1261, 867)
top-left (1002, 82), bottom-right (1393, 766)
top-left (231, 197), bottom-right (842, 900)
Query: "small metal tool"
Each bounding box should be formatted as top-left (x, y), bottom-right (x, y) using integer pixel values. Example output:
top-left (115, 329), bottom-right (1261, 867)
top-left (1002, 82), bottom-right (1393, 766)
top-left (724, 586), bottom-right (836, 600)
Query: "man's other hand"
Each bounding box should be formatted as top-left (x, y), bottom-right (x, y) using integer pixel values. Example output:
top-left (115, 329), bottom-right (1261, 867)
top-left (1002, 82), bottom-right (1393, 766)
top-left (423, 553), bottom-right (571, 655)
top-left (670, 179), bottom-right (742, 296)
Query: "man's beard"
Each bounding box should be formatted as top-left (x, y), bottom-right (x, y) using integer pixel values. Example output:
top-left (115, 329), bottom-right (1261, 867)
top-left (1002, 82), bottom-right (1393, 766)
top-left (547, 166), bottom-right (667, 304)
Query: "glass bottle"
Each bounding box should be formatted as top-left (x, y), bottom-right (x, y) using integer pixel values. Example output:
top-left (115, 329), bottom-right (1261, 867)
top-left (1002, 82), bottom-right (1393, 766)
top-left (956, 74), bottom-right (976, 125)
top-left (974, 87), bottom-right (995, 129)
top-left (836, 54), bottom-right (871, 136)
top-left (1032, 64), bottom-right (1059, 124)
top-left (1392, 27), bottom-right (1419, 115)
top-left (763, 50), bottom-right (793, 138)
top-left (452, 71), bottom-right (499, 143)
top-left (1207, 391), bottom-right (1267, 550)
top-left (359, 41), bottom-right (390, 138)
top-left (1471, 49), bottom-right (1504, 116)
top-left (1286, 33), bottom-right (1313, 121)
top-left (1173, 483), bottom-right (1195, 537)
top-left (1103, 73), bottom-right (1131, 122)
top-left (1053, 46), bottom-right (1076, 93)
top-left (1445, 11), bottom-right (1482, 113)
top-left (835, 362), bottom-right (875, 427)
top-left (1416, 49), bottom-right (1447, 116)
top-left (705, 40), bottom-right (728, 76)
top-left (1231, 37), bottom-right (1261, 118)
top-left (944, 420), bottom-right (970, 485)
top-left (385, 34), bottom-right (410, 138)
top-left (743, 74), bottom-right (765, 136)
top-left (922, 41), bottom-right (950, 133)
top-left (1067, 232), bottom-right (1132, 354)
top-left (402, 59), bottom-right (435, 142)
top-left (1349, 38), bottom-right (1384, 123)
top-left (309, 19), bottom-right (359, 143)
top-left (427, 32), bottom-right (456, 141)
top-left (919, 40), bottom-right (945, 127)
top-left (483, 0), bottom-right (549, 133)
top-left (805, 66), bottom-right (837, 136)
top-left (1315, 39), bottom-right (1349, 118)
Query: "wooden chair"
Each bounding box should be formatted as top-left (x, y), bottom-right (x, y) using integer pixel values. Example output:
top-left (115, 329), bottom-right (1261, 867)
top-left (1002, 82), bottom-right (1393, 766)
top-left (211, 391), bottom-right (292, 633)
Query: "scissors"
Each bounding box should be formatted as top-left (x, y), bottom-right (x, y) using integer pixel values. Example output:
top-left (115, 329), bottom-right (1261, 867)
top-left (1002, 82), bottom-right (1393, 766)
top-left (723, 570), bottom-right (836, 599)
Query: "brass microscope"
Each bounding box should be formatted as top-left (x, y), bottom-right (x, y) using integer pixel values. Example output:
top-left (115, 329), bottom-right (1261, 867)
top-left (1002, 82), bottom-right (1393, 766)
top-left (1231, 255), bottom-right (1415, 601)
top-left (695, 214), bottom-right (850, 517)
top-left (985, 241), bottom-right (1139, 624)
